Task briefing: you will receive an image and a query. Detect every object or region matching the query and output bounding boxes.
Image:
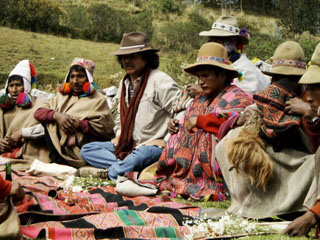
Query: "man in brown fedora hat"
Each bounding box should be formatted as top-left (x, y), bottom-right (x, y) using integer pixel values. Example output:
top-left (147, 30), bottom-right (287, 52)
top-left (195, 15), bottom-right (270, 94)
top-left (80, 32), bottom-right (181, 181)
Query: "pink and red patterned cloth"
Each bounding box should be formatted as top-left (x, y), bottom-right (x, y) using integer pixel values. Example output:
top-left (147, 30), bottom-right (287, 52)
top-left (5, 171), bottom-right (199, 239)
top-left (156, 85), bottom-right (253, 200)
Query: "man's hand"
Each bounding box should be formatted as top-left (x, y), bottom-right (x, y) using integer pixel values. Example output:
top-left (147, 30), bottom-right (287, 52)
top-left (0, 138), bottom-right (11, 153)
top-left (53, 112), bottom-right (79, 134)
top-left (186, 116), bottom-right (198, 132)
top-left (7, 130), bottom-right (23, 147)
top-left (186, 84), bottom-right (203, 98)
top-left (236, 108), bottom-right (259, 127)
top-left (111, 136), bottom-right (120, 146)
top-left (282, 211), bottom-right (317, 237)
top-left (285, 97), bottom-right (314, 120)
top-left (9, 181), bottom-right (25, 203)
top-left (168, 119), bottom-right (179, 135)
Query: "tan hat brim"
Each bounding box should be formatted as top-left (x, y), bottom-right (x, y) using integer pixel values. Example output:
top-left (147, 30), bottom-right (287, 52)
top-left (262, 65), bottom-right (306, 77)
top-left (199, 29), bottom-right (249, 45)
top-left (110, 47), bottom-right (159, 55)
top-left (184, 61), bottom-right (239, 79)
top-left (299, 65), bottom-right (320, 84)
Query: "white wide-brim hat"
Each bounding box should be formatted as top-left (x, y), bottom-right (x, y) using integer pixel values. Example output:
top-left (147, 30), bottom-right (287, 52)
top-left (199, 16), bottom-right (249, 45)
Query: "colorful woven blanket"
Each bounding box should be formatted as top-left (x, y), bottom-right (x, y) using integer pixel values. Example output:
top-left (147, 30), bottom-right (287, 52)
top-left (6, 171), bottom-right (200, 240)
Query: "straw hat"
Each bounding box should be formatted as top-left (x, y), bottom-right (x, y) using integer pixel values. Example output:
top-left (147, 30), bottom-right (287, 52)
top-left (299, 42), bottom-right (320, 84)
top-left (262, 41), bottom-right (306, 76)
top-left (110, 32), bottom-right (159, 56)
top-left (184, 42), bottom-right (238, 78)
top-left (199, 16), bottom-right (249, 45)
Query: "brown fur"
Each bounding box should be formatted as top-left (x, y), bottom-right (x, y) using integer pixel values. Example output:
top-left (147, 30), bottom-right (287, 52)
top-left (226, 111), bottom-right (273, 190)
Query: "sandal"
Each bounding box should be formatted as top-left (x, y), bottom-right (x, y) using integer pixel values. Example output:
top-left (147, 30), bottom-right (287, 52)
top-left (78, 166), bottom-right (110, 179)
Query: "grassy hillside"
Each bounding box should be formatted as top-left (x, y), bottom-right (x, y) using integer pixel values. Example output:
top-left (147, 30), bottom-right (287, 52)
top-left (0, 1), bottom-right (281, 91)
top-left (0, 27), bottom-right (123, 89)
top-left (0, 1), bottom-right (319, 92)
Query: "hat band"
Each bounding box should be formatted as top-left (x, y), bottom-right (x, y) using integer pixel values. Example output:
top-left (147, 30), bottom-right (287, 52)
top-left (212, 22), bottom-right (240, 34)
top-left (120, 44), bottom-right (146, 50)
top-left (273, 59), bottom-right (306, 69)
top-left (197, 56), bottom-right (231, 65)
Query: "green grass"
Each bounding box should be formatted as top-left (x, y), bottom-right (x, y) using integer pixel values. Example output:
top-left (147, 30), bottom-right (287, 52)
top-left (171, 197), bottom-right (314, 239)
top-left (242, 236), bottom-right (308, 240)
top-left (172, 197), bottom-right (231, 209)
top-left (0, 27), bottom-right (123, 89)
top-left (1, 5), bottom-right (318, 90)
top-left (0, 2), bottom-right (282, 91)
top-left (0, 26), bottom-right (192, 90)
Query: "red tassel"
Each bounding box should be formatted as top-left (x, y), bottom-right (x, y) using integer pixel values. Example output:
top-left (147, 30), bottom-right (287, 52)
top-left (29, 62), bottom-right (37, 77)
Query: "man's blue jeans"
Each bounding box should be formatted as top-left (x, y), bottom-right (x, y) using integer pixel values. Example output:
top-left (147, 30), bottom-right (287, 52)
top-left (80, 141), bottom-right (163, 181)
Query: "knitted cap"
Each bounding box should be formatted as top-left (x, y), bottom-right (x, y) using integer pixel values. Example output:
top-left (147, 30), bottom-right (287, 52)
top-left (65, 57), bottom-right (95, 83)
top-left (7, 60), bottom-right (37, 94)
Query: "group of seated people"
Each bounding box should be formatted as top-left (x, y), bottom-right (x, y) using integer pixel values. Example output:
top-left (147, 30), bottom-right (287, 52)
top-left (1, 15), bottom-right (320, 237)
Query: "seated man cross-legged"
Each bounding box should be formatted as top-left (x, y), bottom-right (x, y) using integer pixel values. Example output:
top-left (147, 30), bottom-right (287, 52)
top-left (80, 32), bottom-right (181, 181)
top-left (34, 58), bottom-right (115, 168)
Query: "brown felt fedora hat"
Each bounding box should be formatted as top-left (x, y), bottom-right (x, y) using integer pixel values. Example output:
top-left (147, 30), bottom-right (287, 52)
top-left (184, 42), bottom-right (238, 78)
top-left (110, 32), bottom-right (159, 56)
top-left (299, 42), bottom-right (320, 84)
top-left (199, 16), bottom-right (249, 45)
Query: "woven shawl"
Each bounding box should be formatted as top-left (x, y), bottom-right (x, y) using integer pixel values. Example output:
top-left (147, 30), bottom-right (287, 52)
top-left (157, 85), bottom-right (253, 199)
top-left (253, 79), bottom-right (301, 139)
top-left (0, 98), bottom-right (49, 168)
top-left (40, 92), bottom-right (115, 168)
top-left (115, 68), bottom-right (150, 160)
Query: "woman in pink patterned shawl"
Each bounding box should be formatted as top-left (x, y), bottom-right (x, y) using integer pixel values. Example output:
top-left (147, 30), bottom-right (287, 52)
top-left (156, 43), bottom-right (253, 200)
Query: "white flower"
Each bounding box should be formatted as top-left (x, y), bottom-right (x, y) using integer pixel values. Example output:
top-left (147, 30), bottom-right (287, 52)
top-left (71, 185), bottom-right (83, 192)
top-left (182, 213), bottom-right (270, 239)
top-left (61, 175), bottom-right (75, 190)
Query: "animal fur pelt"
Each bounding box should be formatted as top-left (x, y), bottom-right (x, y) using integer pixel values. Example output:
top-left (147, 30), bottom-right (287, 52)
top-left (226, 110), bottom-right (273, 190)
